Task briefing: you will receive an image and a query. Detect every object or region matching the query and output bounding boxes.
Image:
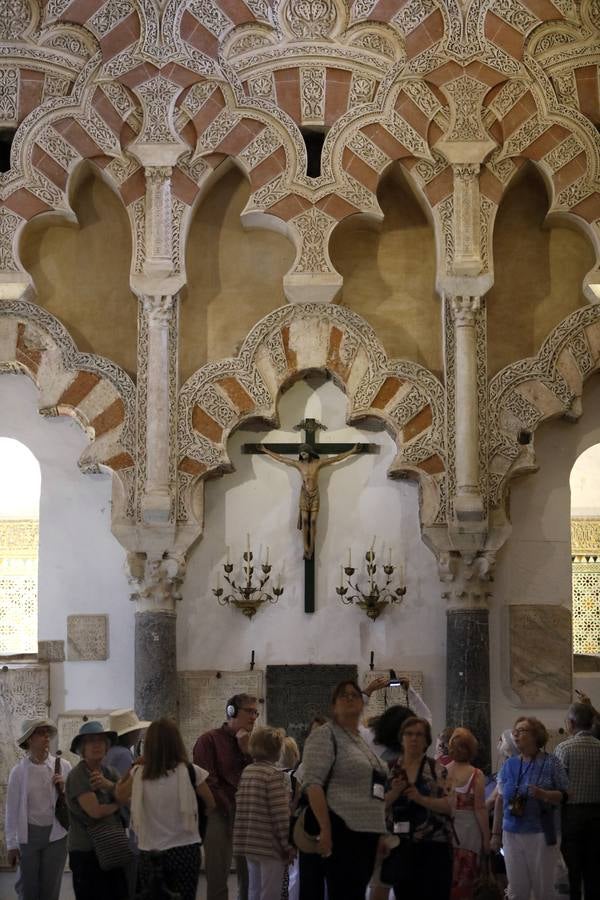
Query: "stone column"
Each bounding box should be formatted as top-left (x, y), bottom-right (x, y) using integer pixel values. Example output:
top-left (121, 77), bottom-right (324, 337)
top-left (450, 295), bottom-right (482, 510)
top-left (139, 293), bottom-right (177, 524)
top-left (129, 552), bottom-right (184, 720)
top-left (442, 559), bottom-right (493, 771)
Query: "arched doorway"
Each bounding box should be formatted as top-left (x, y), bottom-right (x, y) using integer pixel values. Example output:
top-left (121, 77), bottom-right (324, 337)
top-left (570, 444), bottom-right (600, 668)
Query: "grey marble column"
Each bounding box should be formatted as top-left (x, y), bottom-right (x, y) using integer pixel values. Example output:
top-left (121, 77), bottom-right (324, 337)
top-left (446, 607), bottom-right (491, 772)
top-left (135, 609), bottom-right (177, 720)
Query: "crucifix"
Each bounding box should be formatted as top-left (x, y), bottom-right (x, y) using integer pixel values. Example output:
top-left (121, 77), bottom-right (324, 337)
top-left (242, 418), bottom-right (376, 612)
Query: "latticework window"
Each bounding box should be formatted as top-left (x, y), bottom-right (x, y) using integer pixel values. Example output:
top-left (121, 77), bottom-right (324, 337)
top-left (571, 518), bottom-right (600, 656)
top-left (0, 519), bottom-right (38, 655)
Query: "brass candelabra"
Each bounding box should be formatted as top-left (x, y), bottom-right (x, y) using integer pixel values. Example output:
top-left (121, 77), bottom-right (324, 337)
top-left (336, 548), bottom-right (406, 620)
top-left (214, 542), bottom-right (283, 619)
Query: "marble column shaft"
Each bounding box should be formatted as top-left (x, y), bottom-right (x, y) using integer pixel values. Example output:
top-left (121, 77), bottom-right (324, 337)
top-left (134, 609), bottom-right (177, 721)
top-left (446, 607), bottom-right (491, 771)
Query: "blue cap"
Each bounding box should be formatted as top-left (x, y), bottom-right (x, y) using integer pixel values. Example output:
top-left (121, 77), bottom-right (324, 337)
top-left (70, 720), bottom-right (117, 755)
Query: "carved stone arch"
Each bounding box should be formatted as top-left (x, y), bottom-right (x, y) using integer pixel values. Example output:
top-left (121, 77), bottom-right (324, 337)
top-left (177, 302), bottom-right (446, 529)
top-left (0, 59), bottom-right (140, 277)
top-left (0, 294), bottom-right (137, 517)
top-left (488, 303), bottom-right (600, 511)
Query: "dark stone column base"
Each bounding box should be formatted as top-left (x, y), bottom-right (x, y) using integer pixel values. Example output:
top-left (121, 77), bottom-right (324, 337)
top-left (135, 610), bottom-right (177, 721)
top-left (446, 607), bottom-right (491, 772)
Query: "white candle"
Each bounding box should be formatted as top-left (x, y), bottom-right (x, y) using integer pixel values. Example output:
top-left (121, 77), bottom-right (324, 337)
top-left (340, 564), bottom-right (344, 587)
top-left (388, 547), bottom-right (392, 566)
top-left (266, 546), bottom-right (270, 566)
top-left (246, 533), bottom-right (250, 554)
top-left (371, 535), bottom-right (376, 552)
top-left (226, 546), bottom-right (230, 565)
top-left (398, 563), bottom-right (404, 585)
top-left (348, 547), bottom-right (352, 567)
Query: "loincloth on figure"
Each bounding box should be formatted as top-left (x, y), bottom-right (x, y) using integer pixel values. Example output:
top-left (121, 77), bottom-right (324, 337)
top-left (297, 485), bottom-right (319, 529)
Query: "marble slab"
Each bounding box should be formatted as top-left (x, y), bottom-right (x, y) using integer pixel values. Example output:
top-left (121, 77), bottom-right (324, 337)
top-left (360, 669), bottom-right (424, 720)
top-left (177, 670), bottom-right (264, 756)
top-left (509, 604), bottom-right (572, 706)
top-left (67, 615), bottom-right (108, 661)
top-left (266, 664), bottom-right (357, 750)
top-left (38, 640), bottom-right (65, 662)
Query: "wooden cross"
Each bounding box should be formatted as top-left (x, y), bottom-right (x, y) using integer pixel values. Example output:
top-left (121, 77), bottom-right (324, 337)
top-left (242, 418), bottom-right (376, 613)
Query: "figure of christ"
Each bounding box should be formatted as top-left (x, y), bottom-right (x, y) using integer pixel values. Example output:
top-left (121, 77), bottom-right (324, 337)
top-left (260, 442), bottom-right (360, 560)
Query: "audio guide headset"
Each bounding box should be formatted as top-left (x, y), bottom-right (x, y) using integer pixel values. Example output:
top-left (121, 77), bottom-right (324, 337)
top-left (226, 697), bottom-right (239, 719)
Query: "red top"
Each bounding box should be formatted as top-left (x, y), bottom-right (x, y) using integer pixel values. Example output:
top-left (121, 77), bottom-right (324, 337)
top-left (193, 724), bottom-right (252, 815)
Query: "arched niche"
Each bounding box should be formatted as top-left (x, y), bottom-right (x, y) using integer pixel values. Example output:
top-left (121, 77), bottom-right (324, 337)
top-left (18, 160), bottom-right (138, 377)
top-left (329, 161), bottom-right (441, 377)
top-left (570, 442), bottom-right (600, 667)
top-left (0, 436), bottom-right (40, 655)
top-left (179, 161), bottom-right (295, 385)
top-left (487, 162), bottom-right (596, 377)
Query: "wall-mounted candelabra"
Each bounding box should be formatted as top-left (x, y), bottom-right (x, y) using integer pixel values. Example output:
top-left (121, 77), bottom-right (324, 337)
top-left (214, 538), bottom-right (283, 619)
top-left (337, 544), bottom-right (406, 620)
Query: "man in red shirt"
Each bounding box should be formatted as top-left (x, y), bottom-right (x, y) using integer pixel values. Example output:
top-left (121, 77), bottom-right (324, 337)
top-left (193, 694), bottom-right (259, 900)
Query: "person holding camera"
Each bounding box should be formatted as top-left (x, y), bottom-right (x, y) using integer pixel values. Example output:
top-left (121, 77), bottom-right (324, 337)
top-left (490, 716), bottom-right (568, 900)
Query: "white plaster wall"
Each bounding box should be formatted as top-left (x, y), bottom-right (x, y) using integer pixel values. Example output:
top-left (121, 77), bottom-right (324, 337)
top-left (0, 375), bottom-right (134, 717)
top-left (490, 373), bottom-right (600, 749)
top-left (179, 378), bottom-right (447, 737)
top-left (570, 442), bottom-right (600, 516)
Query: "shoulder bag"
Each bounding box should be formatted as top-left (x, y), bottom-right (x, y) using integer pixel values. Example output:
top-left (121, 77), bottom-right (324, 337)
top-left (54, 754), bottom-right (70, 831)
top-left (86, 766), bottom-right (132, 871)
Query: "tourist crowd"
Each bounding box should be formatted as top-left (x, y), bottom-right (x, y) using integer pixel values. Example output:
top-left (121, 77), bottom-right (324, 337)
top-left (5, 680), bottom-right (600, 900)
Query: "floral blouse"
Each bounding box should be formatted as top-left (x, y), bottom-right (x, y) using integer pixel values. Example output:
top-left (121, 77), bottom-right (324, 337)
top-left (388, 754), bottom-right (453, 844)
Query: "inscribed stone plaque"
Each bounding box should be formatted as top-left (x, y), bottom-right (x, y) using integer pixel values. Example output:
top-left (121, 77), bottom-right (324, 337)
top-left (509, 605), bottom-right (572, 706)
top-left (38, 640), bottom-right (65, 662)
top-left (56, 710), bottom-right (113, 768)
top-left (67, 614), bottom-right (108, 661)
top-left (177, 671), bottom-right (264, 756)
top-left (0, 664), bottom-right (49, 865)
top-left (266, 664), bottom-right (357, 749)
top-left (360, 669), bottom-right (425, 719)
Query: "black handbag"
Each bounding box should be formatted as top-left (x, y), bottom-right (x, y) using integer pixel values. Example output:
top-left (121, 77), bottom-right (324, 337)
top-left (54, 793), bottom-right (70, 830)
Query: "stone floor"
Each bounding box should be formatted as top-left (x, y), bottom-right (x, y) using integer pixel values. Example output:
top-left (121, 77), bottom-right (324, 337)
top-left (0, 871), bottom-right (238, 899)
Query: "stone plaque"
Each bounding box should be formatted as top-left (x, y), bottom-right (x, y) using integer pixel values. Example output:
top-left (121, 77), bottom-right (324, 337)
top-left (0, 664), bottom-right (49, 865)
top-left (38, 640), bottom-right (65, 662)
top-left (67, 614), bottom-right (108, 661)
top-left (56, 710), bottom-right (113, 768)
top-left (266, 664), bottom-right (357, 749)
top-left (508, 605), bottom-right (572, 706)
top-left (177, 671), bottom-right (264, 756)
top-left (360, 669), bottom-right (425, 719)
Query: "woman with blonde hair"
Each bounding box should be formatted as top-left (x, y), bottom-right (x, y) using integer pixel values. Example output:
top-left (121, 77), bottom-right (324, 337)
top-left (116, 718), bottom-right (215, 900)
top-left (446, 727), bottom-right (489, 899)
top-left (234, 726), bottom-right (295, 900)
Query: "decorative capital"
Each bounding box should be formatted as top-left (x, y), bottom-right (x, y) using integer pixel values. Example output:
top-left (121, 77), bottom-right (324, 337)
top-left (440, 553), bottom-right (495, 609)
top-left (453, 162), bottom-right (480, 182)
top-left (448, 294), bottom-right (481, 326)
top-left (128, 552), bottom-right (186, 612)
top-left (146, 166), bottom-right (173, 183)
top-left (142, 293), bottom-right (177, 325)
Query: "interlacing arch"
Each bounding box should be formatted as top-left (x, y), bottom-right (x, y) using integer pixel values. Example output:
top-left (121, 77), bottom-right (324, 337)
top-left (0, 294), bottom-right (137, 514)
top-left (176, 303), bottom-right (446, 528)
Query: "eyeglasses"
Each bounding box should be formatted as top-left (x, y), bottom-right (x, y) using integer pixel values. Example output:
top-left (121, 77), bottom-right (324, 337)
top-left (240, 708), bottom-right (260, 717)
top-left (512, 728), bottom-right (532, 737)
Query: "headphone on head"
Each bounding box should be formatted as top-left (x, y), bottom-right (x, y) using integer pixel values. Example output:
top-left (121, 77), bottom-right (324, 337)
top-left (226, 697), bottom-right (238, 719)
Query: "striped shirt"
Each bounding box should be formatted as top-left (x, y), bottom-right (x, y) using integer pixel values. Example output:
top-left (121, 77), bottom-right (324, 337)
top-left (233, 761), bottom-right (291, 859)
top-left (554, 732), bottom-right (600, 804)
top-left (302, 721), bottom-right (388, 833)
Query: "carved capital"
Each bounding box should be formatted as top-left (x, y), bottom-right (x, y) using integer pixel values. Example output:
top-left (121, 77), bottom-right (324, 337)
top-left (146, 166), bottom-right (172, 183)
top-left (128, 552), bottom-right (186, 612)
top-left (453, 162), bottom-right (480, 182)
top-left (448, 295), bottom-right (481, 326)
top-left (142, 293), bottom-right (177, 326)
top-left (440, 553), bottom-right (494, 609)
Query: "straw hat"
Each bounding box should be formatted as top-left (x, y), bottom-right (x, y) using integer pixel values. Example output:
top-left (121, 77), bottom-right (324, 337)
top-left (109, 709), bottom-right (151, 737)
top-left (17, 718), bottom-right (57, 749)
top-left (70, 720), bottom-right (117, 755)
